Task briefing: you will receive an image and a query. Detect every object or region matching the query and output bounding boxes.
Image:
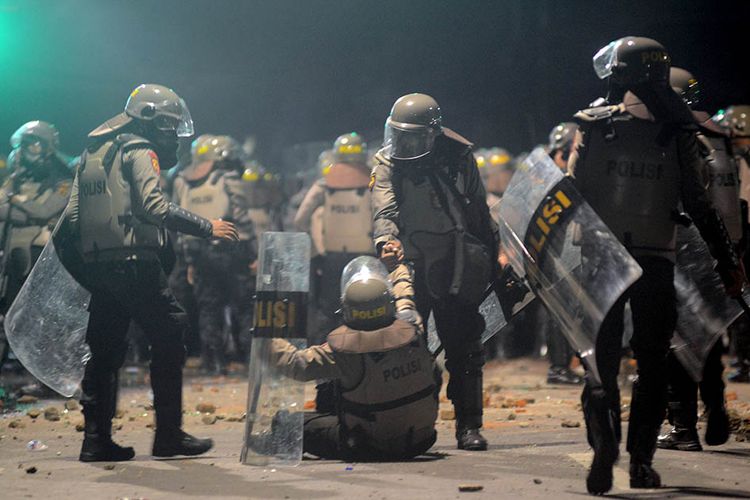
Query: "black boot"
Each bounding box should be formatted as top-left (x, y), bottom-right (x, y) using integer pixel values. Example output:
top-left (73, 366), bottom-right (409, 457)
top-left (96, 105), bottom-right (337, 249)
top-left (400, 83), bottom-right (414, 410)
top-left (630, 461), bottom-right (661, 489)
top-left (583, 387), bottom-right (620, 495)
top-left (657, 401), bottom-right (701, 451)
top-left (152, 429), bottom-right (214, 457)
top-left (456, 425), bottom-right (488, 451)
top-left (547, 366), bottom-right (583, 385)
top-left (705, 403), bottom-right (730, 446)
top-left (80, 370), bottom-right (134, 462)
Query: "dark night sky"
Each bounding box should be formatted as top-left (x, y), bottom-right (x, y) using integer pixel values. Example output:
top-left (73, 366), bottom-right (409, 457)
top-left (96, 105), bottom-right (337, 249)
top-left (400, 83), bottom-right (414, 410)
top-left (1, 0), bottom-right (748, 169)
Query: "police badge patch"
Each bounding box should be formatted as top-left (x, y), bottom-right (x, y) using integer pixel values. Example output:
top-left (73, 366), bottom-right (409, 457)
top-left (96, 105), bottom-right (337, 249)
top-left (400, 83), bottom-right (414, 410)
top-left (148, 151), bottom-right (160, 174)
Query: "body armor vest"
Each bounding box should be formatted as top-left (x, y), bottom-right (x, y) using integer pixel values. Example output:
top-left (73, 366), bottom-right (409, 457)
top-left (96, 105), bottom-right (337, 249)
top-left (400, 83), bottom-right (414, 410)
top-left (322, 187), bottom-right (373, 254)
top-left (78, 136), bottom-right (165, 257)
top-left (577, 108), bottom-right (680, 258)
top-left (328, 320), bottom-right (437, 456)
top-left (698, 133), bottom-right (742, 243)
top-left (181, 170), bottom-right (231, 221)
top-left (394, 166), bottom-right (468, 260)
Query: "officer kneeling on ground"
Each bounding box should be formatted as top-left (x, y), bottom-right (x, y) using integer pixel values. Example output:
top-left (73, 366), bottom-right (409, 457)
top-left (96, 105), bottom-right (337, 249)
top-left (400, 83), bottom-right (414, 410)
top-left (270, 257), bottom-right (440, 460)
top-left (60, 84), bottom-right (238, 462)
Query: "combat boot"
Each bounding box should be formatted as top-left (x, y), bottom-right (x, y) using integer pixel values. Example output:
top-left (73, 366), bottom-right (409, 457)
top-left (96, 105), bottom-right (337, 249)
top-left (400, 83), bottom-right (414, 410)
top-left (547, 366), bottom-right (583, 385)
top-left (456, 426), bottom-right (488, 451)
top-left (657, 401), bottom-right (701, 451)
top-left (79, 415), bottom-right (134, 462)
top-left (629, 461), bottom-right (661, 489)
top-left (704, 404), bottom-right (730, 446)
top-left (152, 429), bottom-right (214, 457)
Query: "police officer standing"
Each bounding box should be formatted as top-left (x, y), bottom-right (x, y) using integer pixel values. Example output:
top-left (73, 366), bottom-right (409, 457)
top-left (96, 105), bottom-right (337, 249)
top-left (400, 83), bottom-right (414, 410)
top-left (62, 84), bottom-right (239, 462)
top-left (173, 134), bottom-right (257, 374)
top-left (1, 121), bottom-right (73, 373)
top-left (295, 133), bottom-right (375, 341)
top-left (569, 38), bottom-right (743, 493)
top-left (371, 94), bottom-right (498, 451)
top-left (716, 105), bottom-right (750, 383)
top-left (270, 257), bottom-right (438, 460)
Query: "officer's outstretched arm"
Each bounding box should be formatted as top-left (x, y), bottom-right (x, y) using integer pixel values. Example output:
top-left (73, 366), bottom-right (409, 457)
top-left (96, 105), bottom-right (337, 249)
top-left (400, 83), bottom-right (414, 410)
top-left (127, 149), bottom-right (213, 238)
top-left (371, 162), bottom-right (401, 250)
top-left (270, 338), bottom-right (343, 382)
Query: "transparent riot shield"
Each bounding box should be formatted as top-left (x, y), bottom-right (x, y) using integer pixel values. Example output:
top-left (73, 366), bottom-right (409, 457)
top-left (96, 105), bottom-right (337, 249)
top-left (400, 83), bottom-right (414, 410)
top-left (672, 224), bottom-right (749, 381)
top-left (497, 148), bottom-right (642, 385)
top-left (241, 232), bottom-right (310, 466)
top-left (4, 239), bottom-right (91, 397)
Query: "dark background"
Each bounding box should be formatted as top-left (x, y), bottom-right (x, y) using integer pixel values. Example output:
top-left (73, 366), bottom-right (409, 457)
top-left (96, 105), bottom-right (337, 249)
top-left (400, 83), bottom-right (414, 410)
top-left (1, 0), bottom-right (748, 169)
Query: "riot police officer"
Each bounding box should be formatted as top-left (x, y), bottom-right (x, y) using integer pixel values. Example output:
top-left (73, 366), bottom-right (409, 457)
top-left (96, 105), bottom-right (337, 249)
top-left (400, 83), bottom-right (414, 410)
top-left (173, 134), bottom-right (257, 374)
top-left (1, 121), bottom-right (73, 373)
top-left (657, 68), bottom-right (735, 452)
top-left (270, 257), bottom-right (438, 460)
top-left (62, 84), bottom-right (239, 462)
top-left (371, 94), bottom-right (498, 451)
top-left (541, 123), bottom-right (582, 385)
top-left (716, 104), bottom-right (750, 383)
top-left (569, 38), bottom-right (743, 493)
top-left (295, 133), bottom-right (375, 342)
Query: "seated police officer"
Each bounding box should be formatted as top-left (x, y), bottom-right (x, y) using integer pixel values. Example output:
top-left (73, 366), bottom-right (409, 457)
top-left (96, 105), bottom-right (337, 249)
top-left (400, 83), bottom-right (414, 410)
top-left (270, 257), bottom-right (440, 461)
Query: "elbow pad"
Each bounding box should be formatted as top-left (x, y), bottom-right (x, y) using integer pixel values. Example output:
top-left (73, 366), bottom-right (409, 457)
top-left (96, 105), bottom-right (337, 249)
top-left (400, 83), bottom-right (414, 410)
top-left (165, 203), bottom-right (213, 239)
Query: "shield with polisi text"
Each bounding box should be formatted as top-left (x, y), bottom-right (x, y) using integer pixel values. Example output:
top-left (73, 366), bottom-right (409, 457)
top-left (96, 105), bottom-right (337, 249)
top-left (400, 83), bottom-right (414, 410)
top-left (497, 148), bottom-right (643, 385)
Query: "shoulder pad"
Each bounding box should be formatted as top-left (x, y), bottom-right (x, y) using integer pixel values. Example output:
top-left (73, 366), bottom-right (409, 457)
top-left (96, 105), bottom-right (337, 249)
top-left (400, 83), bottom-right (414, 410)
top-left (373, 148), bottom-right (393, 168)
top-left (115, 133), bottom-right (153, 150)
top-left (574, 105), bottom-right (621, 123)
top-left (442, 127), bottom-right (474, 148)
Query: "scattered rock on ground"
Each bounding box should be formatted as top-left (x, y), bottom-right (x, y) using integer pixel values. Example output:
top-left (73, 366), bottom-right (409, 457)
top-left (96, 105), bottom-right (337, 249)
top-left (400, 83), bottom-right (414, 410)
top-left (64, 400), bottom-right (80, 411)
top-left (458, 484), bottom-right (483, 492)
top-left (561, 420), bottom-right (581, 428)
top-left (25, 466), bottom-right (37, 474)
top-left (44, 407), bottom-right (61, 422)
top-left (26, 409), bottom-right (41, 419)
top-left (74, 420), bottom-right (85, 432)
top-left (202, 415), bottom-right (217, 425)
top-left (440, 408), bottom-right (455, 421)
top-left (9, 419), bottom-right (25, 429)
top-left (196, 403), bottom-right (216, 414)
top-left (17, 395), bottom-right (38, 404)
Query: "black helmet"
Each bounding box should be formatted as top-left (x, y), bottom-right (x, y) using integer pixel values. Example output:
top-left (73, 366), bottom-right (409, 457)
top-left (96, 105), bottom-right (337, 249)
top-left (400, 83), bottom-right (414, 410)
top-left (548, 122), bottom-right (578, 152)
top-left (593, 36), bottom-right (670, 87)
top-left (669, 67), bottom-right (701, 107)
top-left (340, 256), bottom-right (395, 330)
top-left (10, 121), bottom-right (60, 167)
top-left (89, 84), bottom-right (194, 138)
top-left (383, 93), bottom-right (442, 160)
top-left (332, 132), bottom-right (367, 164)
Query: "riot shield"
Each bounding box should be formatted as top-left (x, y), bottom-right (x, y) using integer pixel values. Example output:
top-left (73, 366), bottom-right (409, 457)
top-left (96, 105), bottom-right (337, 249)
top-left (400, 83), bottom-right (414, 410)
top-left (241, 232), bottom-right (310, 467)
top-left (497, 148), bottom-right (642, 385)
top-left (4, 239), bottom-right (91, 397)
top-left (672, 224), bottom-right (749, 381)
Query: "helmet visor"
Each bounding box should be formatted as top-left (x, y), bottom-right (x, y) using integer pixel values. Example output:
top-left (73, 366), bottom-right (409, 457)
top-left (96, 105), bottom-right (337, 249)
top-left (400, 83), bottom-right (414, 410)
top-left (593, 40), bottom-right (622, 80)
top-left (150, 97), bottom-right (194, 138)
top-left (383, 118), bottom-right (438, 160)
top-left (340, 256), bottom-right (392, 299)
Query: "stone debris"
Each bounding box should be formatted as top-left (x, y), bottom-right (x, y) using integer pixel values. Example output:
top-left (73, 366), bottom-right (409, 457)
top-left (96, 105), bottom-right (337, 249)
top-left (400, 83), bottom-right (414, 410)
top-left (26, 409), bottom-right (41, 419)
top-left (64, 400), bottom-right (80, 411)
top-left (202, 415), bottom-right (217, 425)
top-left (440, 408), bottom-right (456, 421)
top-left (17, 395), bottom-right (38, 404)
top-left (25, 466), bottom-right (37, 474)
top-left (74, 421), bottom-right (85, 432)
top-left (9, 420), bottom-right (26, 429)
top-left (458, 484), bottom-right (483, 492)
top-left (561, 420), bottom-right (581, 428)
top-left (196, 403), bottom-right (216, 414)
top-left (43, 407), bottom-right (61, 422)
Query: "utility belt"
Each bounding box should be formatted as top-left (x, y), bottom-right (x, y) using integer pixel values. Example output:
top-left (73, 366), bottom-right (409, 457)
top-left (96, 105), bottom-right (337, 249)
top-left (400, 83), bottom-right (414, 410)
top-left (82, 247), bottom-right (161, 264)
top-left (339, 384), bottom-right (436, 422)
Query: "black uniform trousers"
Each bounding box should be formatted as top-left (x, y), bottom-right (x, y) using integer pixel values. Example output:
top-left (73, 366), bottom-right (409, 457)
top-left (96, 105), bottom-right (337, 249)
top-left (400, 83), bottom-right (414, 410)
top-left (80, 258), bottom-right (187, 435)
top-left (583, 256), bottom-right (676, 464)
top-left (665, 340), bottom-right (725, 428)
top-left (413, 262), bottom-right (485, 428)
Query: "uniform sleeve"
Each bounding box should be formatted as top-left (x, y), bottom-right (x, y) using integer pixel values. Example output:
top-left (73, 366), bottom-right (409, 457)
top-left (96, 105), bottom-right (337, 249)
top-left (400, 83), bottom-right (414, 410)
top-left (463, 154), bottom-right (499, 258)
top-left (125, 148), bottom-right (212, 238)
top-left (678, 129), bottom-right (740, 271)
top-left (269, 338), bottom-right (343, 382)
top-left (293, 182), bottom-right (325, 232)
top-left (390, 263), bottom-right (423, 331)
top-left (371, 162), bottom-right (401, 249)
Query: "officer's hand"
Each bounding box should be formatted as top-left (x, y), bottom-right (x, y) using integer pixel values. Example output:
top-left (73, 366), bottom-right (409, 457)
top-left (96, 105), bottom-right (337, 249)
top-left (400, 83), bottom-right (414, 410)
top-left (211, 219), bottom-right (239, 241)
top-left (379, 240), bottom-right (404, 271)
top-left (249, 260), bottom-right (258, 275)
top-left (187, 265), bottom-right (195, 286)
top-left (721, 265), bottom-right (746, 298)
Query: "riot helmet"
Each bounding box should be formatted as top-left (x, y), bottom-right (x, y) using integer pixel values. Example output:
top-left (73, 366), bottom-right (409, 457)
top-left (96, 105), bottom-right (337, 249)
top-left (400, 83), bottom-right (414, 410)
top-left (333, 132), bottom-right (367, 165)
top-left (193, 135), bottom-right (242, 171)
top-left (318, 148), bottom-right (334, 177)
top-left (10, 121), bottom-right (60, 168)
top-left (548, 122), bottom-right (578, 153)
top-left (383, 93), bottom-right (442, 161)
top-left (669, 67), bottom-right (701, 108)
top-left (340, 256), bottom-right (396, 330)
top-left (593, 36), bottom-right (670, 88)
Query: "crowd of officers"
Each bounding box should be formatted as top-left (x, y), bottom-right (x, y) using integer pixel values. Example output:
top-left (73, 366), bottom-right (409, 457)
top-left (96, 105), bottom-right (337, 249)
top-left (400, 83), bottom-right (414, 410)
top-left (0, 34), bottom-right (749, 495)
